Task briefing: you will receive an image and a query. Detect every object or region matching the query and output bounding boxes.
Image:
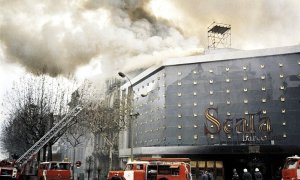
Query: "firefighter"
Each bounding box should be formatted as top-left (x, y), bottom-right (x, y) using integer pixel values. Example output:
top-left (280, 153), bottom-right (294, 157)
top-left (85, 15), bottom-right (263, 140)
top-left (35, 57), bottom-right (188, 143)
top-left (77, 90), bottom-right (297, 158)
top-left (254, 168), bottom-right (263, 180)
top-left (232, 168), bottom-right (239, 180)
top-left (242, 168), bottom-right (252, 180)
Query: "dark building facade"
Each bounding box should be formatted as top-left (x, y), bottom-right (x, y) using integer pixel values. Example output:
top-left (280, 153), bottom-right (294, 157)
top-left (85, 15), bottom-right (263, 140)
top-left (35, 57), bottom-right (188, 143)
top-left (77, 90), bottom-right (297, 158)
top-left (119, 45), bottom-right (300, 179)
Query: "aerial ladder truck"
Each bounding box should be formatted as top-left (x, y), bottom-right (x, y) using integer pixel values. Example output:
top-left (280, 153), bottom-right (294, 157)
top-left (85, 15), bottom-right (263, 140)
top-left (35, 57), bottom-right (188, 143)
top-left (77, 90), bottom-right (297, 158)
top-left (0, 105), bottom-right (83, 180)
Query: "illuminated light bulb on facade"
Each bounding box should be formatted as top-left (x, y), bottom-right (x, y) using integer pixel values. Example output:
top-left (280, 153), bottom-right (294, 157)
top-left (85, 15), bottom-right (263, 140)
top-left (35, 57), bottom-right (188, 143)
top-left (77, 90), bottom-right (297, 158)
top-left (243, 77), bottom-right (248, 81)
top-left (279, 63), bottom-right (283, 67)
top-left (260, 64), bottom-right (265, 68)
top-left (227, 124), bottom-right (231, 127)
top-left (226, 67), bottom-right (230, 72)
top-left (194, 102), bottom-right (197, 106)
top-left (194, 135), bottom-right (198, 139)
top-left (280, 74), bottom-right (284, 78)
top-left (244, 99), bottom-right (248, 104)
top-left (262, 87), bottom-right (266, 91)
top-left (280, 86), bottom-right (285, 90)
top-left (209, 69), bottom-right (213, 73)
top-left (262, 98), bottom-right (266, 103)
top-left (210, 101), bottom-right (214, 106)
top-left (243, 66), bottom-right (247, 70)
top-left (226, 89), bottom-right (230, 93)
top-left (178, 104), bottom-right (181, 107)
top-left (178, 125), bottom-right (182, 129)
top-left (263, 110), bottom-right (267, 114)
top-left (283, 134), bottom-right (287, 138)
top-left (177, 93), bottom-right (182, 97)
top-left (193, 70), bottom-right (197, 74)
top-left (178, 82), bottom-right (181, 86)
top-left (282, 122), bottom-right (286, 126)
top-left (298, 61), bottom-right (300, 65)
top-left (210, 135), bottom-right (214, 139)
top-left (194, 125), bottom-right (198, 128)
top-left (227, 112), bottom-right (231, 116)
top-left (244, 88), bottom-right (248, 92)
top-left (209, 91), bottom-right (213, 95)
top-left (209, 80), bottom-right (214, 84)
top-left (226, 78), bottom-right (230, 83)
top-left (193, 92), bottom-right (197, 96)
top-left (178, 135), bottom-right (182, 140)
top-left (228, 135), bottom-right (232, 139)
top-left (281, 109), bottom-right (286, 113)
top-left (261, 75), bottom-right (265, 80)
top-left (226, 101), bottom-right (231, 105)
top-left (194, 113), bottom-right (198, 117)
top-left (178, 72), bottom-right (181, 75)
top-left (281, 97), bottom-right (285, 102)
top-left (193, 81), bottom-right (197, 85)
top-left (210, 125), bottom-right (214, 128)
top-left (178, 114), bottom-right (182, 118)
top-left (245, 111), bottom-right (249, 115)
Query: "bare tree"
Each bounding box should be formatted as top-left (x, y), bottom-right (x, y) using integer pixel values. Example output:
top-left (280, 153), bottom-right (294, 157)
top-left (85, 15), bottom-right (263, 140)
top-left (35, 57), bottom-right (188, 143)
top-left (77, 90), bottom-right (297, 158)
top-left (0, 73), bottom-right (79, 161)
top-left (71, 79), bottom-right (124, 175)
top-left (61, 119), bottom-right (88, 179)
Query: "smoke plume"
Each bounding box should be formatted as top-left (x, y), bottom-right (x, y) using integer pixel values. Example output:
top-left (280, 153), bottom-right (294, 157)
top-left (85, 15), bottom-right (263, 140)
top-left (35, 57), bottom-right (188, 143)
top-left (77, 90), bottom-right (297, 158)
top-left (0, 0), bottom-right (200, 77)
top-left (1, 0), bottom-right (300, 77)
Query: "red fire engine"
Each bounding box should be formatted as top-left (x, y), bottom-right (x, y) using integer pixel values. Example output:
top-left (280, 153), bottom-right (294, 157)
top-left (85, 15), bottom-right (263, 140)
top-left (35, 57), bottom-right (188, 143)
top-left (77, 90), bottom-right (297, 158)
top-left (0, 160), bottom-right (18, 179)
top-left (107, 157), bottom-right (192, 180)
top-left (37, 161), bottom-right (72, 180)
top-left (0, 106), bottom-right (82, 180)
top-left (282, 155), bottom-right (300, 180)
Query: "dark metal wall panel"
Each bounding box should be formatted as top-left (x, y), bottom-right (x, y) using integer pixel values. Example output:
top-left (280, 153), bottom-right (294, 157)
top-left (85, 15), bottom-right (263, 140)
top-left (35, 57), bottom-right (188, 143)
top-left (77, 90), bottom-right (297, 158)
top-left (133, 53), bottom-right (300, 149)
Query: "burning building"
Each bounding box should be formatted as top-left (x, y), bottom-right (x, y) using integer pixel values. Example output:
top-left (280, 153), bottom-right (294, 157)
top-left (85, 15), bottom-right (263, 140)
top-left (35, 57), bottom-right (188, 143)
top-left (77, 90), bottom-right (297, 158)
top-left (118, 45), bottom-right (300, 179)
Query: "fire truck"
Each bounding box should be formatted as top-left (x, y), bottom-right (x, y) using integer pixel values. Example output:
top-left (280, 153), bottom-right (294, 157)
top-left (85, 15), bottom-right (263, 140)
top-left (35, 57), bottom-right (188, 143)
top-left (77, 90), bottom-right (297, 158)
top-left (0, 106), bottom-right (82, 180)
top-left (0, 160), bottom-right (18, 179)
top-left (107, 157), bottom-right (192, 180)
top-left (37, 161), bottom-right (72, 180)
top-left (281, 155), bottom-right (300, 180)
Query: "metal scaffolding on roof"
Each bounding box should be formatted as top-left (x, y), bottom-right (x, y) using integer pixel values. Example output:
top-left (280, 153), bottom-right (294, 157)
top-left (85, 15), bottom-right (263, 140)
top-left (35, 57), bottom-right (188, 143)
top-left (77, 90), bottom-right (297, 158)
top-left (208, 22), bottom-right (231, 49)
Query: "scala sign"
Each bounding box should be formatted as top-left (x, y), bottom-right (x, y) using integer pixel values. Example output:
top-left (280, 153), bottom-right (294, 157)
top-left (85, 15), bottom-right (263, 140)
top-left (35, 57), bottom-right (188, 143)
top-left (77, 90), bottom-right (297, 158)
top-left (204, 108), bottom-right (272, 142)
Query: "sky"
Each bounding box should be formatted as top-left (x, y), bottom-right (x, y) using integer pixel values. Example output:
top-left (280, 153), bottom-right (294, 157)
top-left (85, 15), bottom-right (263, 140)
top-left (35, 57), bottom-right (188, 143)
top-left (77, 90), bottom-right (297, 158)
top-left (1, 0), bottom-right (300, 159)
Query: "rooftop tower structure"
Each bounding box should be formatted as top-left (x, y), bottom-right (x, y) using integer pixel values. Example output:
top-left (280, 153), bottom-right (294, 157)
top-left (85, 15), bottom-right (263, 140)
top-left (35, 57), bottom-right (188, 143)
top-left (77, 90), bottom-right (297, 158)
top-left (208, 22), bottom-right (231, 49)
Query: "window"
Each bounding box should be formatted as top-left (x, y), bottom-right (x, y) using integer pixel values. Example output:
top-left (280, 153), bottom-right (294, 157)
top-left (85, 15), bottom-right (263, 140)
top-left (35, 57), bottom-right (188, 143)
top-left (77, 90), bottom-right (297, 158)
top-left (50, 163), bottom-right (58, 170)
top-left (125, 164), bottom-right (133, 170)
top-left (58, 163), bottom-right (71, 170)
top-left (136, 164), bottom-right (144, 170)
top-left (284, 159), bottom-right (298, 169)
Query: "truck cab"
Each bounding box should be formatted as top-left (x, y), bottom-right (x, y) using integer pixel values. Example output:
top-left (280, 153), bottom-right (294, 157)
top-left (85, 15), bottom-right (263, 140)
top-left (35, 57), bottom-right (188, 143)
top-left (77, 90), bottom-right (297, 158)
top-left (0, 160), bottom-right (18, 180)
top-left (37, 161), bottom-right (72, 180)
top-left (108, 158), bottom-right (191, 180)
top-left (282, 155), bottom-right (300, 180)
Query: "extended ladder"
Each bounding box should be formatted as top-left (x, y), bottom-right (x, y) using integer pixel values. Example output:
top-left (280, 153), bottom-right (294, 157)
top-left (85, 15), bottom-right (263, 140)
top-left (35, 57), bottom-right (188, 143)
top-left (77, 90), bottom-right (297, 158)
top-left (15, 105), bottom-right (83, 167)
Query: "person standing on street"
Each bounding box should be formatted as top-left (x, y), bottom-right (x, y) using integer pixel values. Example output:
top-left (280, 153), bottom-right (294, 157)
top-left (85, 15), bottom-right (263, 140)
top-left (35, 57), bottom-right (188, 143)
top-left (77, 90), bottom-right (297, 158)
top-left (232, 168), bottom-right (239, 180)
top-left (254, 168), bottom-right (263, 180)
top-left (202, 171), bottom-right (209, 180)
top-left (242, 168), bottom-right (252, 180)
top-left (207, 170), bottom-right (214, 180)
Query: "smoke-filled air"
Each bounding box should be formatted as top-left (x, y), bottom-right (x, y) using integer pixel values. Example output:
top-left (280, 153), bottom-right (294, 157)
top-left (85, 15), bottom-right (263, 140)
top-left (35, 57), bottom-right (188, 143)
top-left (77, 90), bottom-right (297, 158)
top-left (1, 0), bottom-right (300, 78)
